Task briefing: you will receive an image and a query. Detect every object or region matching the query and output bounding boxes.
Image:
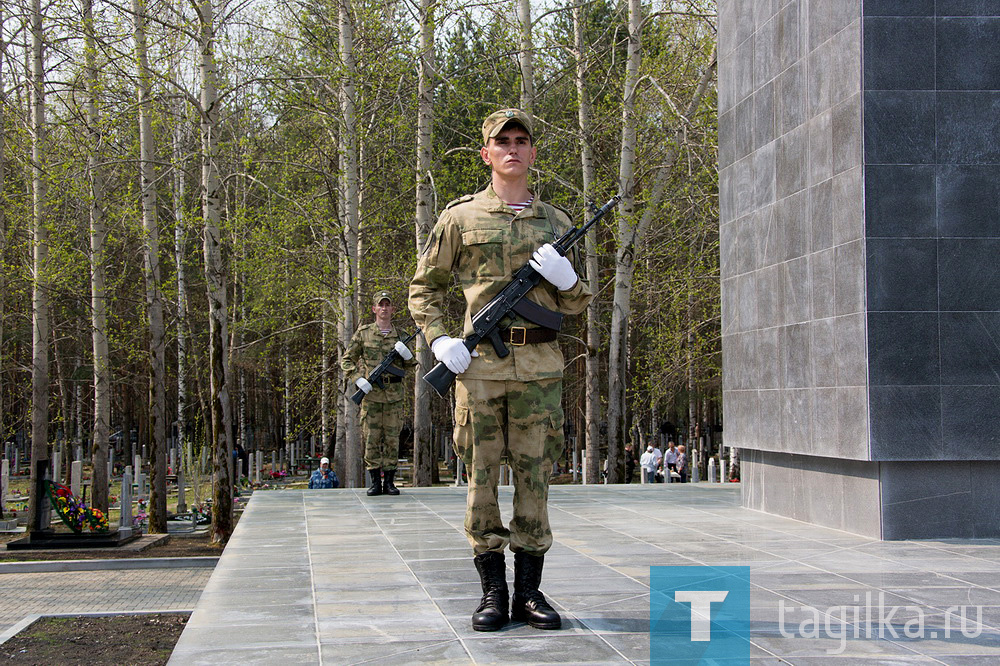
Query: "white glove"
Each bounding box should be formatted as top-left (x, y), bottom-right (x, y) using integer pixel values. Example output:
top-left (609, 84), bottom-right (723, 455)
top-left (529, 243), bottom-right (577, 291)
top-left (354, 377), bottom-right (372, 394)
top-left (431, 336), bottom-right (477, 374)
top-left (394, 340), bottom-right (413, 361)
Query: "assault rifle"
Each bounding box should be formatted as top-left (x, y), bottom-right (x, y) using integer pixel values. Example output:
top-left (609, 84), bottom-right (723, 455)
top-left (351, 330), bottom-right (419, 405)
top-left (423, 195), bottom-right (621, 397)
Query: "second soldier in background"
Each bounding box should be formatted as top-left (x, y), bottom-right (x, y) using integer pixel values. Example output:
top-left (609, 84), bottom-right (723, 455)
top-left (341, 291), bottom-right (416, 496)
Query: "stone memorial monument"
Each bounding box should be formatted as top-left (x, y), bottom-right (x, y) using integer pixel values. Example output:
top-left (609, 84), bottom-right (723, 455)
top-left (720, 0), bottom-right (1000, 538)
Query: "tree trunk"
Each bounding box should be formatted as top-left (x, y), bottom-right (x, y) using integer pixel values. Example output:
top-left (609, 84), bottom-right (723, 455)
top-left (84, 0), bottom-right (110, 512)
top-left (574, 1), bottom-right (602, 485)
top-left (133, 0), bottom-right (168, 533)
top-left (28, 0), bottom-right (50, 529)
top-left (607, 0), bottom-right (642, 486)
top-left (339, 0), bottom-right (361, 488)
top-left (412, 0), bottom-right (436, 487)
top-left (198, 0), bottom-right (233, 543)
top-left (171, 56), bottom-right (189, 489)
top-left (517, 0), bottom-right (534, 116)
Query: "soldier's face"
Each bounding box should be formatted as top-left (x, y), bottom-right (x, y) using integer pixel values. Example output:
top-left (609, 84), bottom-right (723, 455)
top-left (481, 126), bottom-right (535, 179)
top-left (373, 300), bottom-right (395, 320)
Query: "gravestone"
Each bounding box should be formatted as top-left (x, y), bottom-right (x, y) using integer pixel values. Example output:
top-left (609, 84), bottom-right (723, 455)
top-left (169, 447), bottom-right (176, 472)
top-left (254, 450), bottom-right (262, 484)
top-left (13, 449), bottom-right (18, 475)
top-left (176, 468), bottom-right (186, 514)
top-left (75, 445), bottom-right (82, 464)
top-left (1, 458), bottom-right (8, 511)
top-left (119, 469), bottom-right (133, 538)
top-left (70, 460), bottom-right (82, 497)
top-left (52, 449), bottom-right (62, 485)
top-left (136, 472), bottom-right (146, 500)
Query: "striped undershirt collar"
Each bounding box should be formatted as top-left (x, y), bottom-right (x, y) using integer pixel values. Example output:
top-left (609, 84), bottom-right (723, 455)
top-left (507, 197), bottom-right (534, 213)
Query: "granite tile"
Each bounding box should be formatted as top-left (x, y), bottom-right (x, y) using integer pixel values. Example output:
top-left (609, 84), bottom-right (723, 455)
top-left (865, 238), bottom-right (938, 311)
top-left (939, 239), bottom-right (1000, 311)
top-left (867, 312), bottom-right (940, 386)
top-left (869, 385), bottom-right (942, 460)
top-left (863, 17), bottom-right (935, 90)
top-left (940, 312), bottom-right (1000, 386)
top-left (864, 90), bottom-right (936, 165)
top-left (938, 17), bottom-right (1000, 90)
top-left (865, 165), bottom-right (937, 238)
top-left (942, 386), bottom-right (1000, 459)
top-left (937, 165), bottom-right (1000, 238)
top-left (937, 91), bottom-right (1000, 164)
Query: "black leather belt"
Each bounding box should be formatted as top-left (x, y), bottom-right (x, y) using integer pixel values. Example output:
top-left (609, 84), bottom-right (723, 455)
top-left (502, 327), bottom-right (558, 346)
top-left (386, 376), bottom-right (403, 384)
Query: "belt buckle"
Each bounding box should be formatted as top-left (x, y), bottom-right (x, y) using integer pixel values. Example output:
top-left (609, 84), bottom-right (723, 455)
top-left (509, 327), bottom-right (527, 346)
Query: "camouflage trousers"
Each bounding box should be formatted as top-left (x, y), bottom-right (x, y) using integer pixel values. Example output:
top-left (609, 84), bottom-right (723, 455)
top-left (454, 377), bottom-right (564, 556)
top-left (361, 400), bottom-right (403, 471)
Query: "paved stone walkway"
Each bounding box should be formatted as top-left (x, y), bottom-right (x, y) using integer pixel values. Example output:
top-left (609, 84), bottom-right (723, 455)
top-left (171, 485), bottom-right (1000, 664)
top-left (0, 565), bottom-right (213, 642)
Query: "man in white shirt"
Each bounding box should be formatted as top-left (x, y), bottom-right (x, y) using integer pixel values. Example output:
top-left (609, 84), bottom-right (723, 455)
top-left (639, 445), bottom-right (656, 483)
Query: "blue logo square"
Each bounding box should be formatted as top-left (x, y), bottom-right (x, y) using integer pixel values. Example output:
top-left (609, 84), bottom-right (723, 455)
top-left (650, 566), bottom-right (753, 664)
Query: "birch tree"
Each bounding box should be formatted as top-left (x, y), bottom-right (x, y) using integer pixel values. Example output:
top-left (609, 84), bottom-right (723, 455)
top-left (572, 0), bottom-right (602, 485)
top-left (83, 0), bottom-right (111, 512)
top-left (338, 0), bottom-right (361, 488)
top-left (197, 0), bottom-right (234, 541)
top-left (28, 0), bottom-right (50, 527)
top-left (412, 0), bottom-right (436, 487)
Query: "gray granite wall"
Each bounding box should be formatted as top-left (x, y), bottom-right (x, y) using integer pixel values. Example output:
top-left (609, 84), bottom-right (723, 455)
top-left (720, 0), bottom-right (1000, 538)
top-left (719, 0), bottom-right (867, 461)
top-left (865, 2), bottom-right (1000, 462)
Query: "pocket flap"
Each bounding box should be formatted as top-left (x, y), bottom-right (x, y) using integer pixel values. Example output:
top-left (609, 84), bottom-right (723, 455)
top-left (462, 228), bottom-right (504, 245)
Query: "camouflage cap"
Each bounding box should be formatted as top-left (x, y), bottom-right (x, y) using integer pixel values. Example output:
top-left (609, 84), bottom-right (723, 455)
top-left (372, 290), bottom-right (393, 306)
top-left (481, 108), bottom-right (533, 144)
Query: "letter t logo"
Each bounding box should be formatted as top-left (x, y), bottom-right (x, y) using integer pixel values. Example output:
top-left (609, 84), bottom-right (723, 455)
top-left (674, 591), bottom-right (729, 641)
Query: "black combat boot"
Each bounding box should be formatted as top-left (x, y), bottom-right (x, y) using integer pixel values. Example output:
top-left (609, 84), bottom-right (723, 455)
top-left (511, 551), bottom-right (561, 629)
top-left (472, 551), bottom-right (509, 631)
top-left (366, 468), bottom-right (383, 496)
top-left (382, 469), bottom-right (400, 495)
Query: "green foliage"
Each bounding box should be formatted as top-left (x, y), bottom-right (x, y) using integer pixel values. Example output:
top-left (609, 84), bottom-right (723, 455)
top-left (0, 0), bottom-right (721, 452)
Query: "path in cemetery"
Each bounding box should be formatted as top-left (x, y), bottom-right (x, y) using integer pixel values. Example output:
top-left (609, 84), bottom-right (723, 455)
top-left (0, 560), bottom-right (214, 643)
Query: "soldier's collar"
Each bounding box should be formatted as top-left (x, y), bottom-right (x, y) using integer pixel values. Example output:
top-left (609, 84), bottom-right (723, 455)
top-left (484, 185), bottom-right (539, 216)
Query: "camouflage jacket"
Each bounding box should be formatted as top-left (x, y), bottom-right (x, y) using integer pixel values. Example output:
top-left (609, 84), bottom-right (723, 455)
top-left (341, 322), bottom-right (416, 403)
top-left (408, 185), bottom-right (593, 381)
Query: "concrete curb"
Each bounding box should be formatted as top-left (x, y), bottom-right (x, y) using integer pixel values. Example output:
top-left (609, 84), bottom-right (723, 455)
top-left (0, 557), bottom-right (218, 574)
top-left (0, 609), bottom-right (195, 646)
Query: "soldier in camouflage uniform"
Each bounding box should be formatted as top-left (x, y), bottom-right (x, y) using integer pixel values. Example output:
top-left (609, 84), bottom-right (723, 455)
top-left (342, 291), bottom-right (416, 496)
top-left (409, 109), bottom-right (592, 632)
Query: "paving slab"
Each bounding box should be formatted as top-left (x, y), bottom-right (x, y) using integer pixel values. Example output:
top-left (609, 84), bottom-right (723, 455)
top-left (170, 485), bottom-right (1000, 664)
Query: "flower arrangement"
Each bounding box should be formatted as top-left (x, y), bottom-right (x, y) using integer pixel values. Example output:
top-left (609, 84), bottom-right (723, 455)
top-left (134, 498), bottom-right (148, 530)
top-left (45, 481), bottom-right (110, 534)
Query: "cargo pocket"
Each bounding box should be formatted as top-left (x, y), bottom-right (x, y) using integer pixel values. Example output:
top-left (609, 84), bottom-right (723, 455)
top-left (453, 406), bottom-right (474, 465)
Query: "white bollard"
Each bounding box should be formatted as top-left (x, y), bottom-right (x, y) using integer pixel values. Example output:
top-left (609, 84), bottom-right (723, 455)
top-left (572, 450), bottom-right (578, 484)
top-left (691, 450), bottom-right (700, 483)
top-left (708, 458), bottom-right (716, 484)
top-left (454, 458), bottom-right (466, 487)
top-left (721, 460), bottom-right (728, 484)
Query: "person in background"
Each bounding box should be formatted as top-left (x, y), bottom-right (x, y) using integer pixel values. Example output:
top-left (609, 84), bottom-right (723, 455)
top-left (624, 443), bottom-right (637, 483)
top-left (676, 444), bottom-right (688, 483)
top-left (309, 457), bottom-right (339, 489)
top-left (639, 445), bottom-right (656, 484)
top-left (664, 441), bottom-right (678, 483)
